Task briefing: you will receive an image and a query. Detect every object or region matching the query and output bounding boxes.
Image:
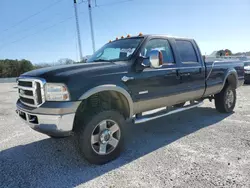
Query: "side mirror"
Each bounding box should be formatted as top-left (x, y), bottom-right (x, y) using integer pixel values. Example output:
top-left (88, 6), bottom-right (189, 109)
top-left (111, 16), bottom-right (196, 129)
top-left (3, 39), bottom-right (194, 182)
top-left (145, 50), bottom-right (163, 68)
top-left (150, 50), bottom-right (163, 68)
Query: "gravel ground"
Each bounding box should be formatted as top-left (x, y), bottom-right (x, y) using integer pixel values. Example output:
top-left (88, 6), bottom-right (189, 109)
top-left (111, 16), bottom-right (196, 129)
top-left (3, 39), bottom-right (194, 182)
top-left (0, 83), bottom-right (250, 188)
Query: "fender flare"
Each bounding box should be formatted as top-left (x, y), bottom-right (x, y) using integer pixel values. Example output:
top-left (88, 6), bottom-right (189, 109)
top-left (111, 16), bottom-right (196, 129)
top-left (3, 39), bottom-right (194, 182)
top-left (221, 69), bottom-right (238, 90)
top-left (79, 84), bottom-right (134, 118)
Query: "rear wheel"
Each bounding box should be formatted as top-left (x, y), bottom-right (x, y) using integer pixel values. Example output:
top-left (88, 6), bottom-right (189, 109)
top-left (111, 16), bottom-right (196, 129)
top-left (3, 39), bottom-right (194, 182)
top-left (214, 84), bottom-right (236, 113)
top-left (76, 110), bottom-right (125, 165)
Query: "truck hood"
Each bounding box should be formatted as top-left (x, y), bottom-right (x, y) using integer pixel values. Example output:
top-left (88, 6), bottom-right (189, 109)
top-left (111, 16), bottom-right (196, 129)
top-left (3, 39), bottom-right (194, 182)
top-left (20, 61), bottom-right (131, 101)
top-left (21, 62), bottom-right (128, 82)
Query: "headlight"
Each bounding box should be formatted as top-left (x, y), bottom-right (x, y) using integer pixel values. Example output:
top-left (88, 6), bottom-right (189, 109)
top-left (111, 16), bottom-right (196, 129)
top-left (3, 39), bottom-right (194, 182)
top-left (45, 83), bottom-right (70, 101)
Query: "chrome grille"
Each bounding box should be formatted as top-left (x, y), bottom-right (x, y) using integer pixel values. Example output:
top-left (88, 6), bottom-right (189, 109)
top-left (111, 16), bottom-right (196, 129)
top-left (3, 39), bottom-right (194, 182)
top-left (17, 78), bottom-right (46, 107)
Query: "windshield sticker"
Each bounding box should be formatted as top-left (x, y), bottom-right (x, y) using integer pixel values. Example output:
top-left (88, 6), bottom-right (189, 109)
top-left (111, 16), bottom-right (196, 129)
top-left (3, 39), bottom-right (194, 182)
top-left (120, 48), bottom-right (133, 53)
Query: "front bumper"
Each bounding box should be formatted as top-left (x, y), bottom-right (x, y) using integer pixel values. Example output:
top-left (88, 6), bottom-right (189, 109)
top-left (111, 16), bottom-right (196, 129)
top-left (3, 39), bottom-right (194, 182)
top-left (16, 100), bottom-right (81, 137)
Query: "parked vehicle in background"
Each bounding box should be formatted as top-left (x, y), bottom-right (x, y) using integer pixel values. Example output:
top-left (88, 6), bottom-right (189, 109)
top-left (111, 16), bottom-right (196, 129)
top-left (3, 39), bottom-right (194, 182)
top-left (244, 61), bottom-right (250, 84)
top-left (16, 34), bottom-right (244, 164)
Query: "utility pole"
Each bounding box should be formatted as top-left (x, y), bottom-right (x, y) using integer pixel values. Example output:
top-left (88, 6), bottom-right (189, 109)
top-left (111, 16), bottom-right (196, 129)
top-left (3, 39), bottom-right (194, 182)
top-left (73, 0), bottom-right (83, 61)
top-left (88, 0), bottom-right (96, 53)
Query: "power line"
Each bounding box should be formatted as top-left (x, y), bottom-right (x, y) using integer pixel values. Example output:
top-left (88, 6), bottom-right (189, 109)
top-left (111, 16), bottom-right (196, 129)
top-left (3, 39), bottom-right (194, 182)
top-left (75, 34), bottom-right (79, 62)
top-left (0, 0), bottom-right (137, 53)
top-left (78, 0), bottom-right (88, 4)
top-left (1, 0), bottom-right (65, 33)
top-left (95, 0), bottom-right (134, 7)
top-left (0, 11), bottom-right (69, 44)
top-left (78, 0), bottom-right (136, 53)
top-left (0, 13), bottom-right (84, 51)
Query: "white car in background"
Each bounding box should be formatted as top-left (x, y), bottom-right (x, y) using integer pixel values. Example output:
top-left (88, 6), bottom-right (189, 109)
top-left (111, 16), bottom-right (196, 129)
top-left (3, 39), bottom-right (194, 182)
top-left (244, 61), bottom-right (250, 84)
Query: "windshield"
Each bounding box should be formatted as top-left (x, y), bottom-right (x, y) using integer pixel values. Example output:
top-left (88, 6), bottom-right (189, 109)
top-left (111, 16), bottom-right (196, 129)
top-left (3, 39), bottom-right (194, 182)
top-left (244, 62), bottom-right (250, 66)
top-left (87, 38), bottom-right (143, 62)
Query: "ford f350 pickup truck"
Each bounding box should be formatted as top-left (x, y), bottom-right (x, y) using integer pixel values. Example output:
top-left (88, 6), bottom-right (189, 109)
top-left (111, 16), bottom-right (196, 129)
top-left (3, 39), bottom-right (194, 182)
top-left (16, 34), bottom-right (244, 164)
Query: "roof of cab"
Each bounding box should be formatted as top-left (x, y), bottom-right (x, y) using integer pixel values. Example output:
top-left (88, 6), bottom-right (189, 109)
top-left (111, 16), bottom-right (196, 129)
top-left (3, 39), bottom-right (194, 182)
top-left (121, 34), bottom-right (192, 40)
top-left (147, 34), bottom-right (193, 40)
top-left (109, 34), bottom-right (194, 43)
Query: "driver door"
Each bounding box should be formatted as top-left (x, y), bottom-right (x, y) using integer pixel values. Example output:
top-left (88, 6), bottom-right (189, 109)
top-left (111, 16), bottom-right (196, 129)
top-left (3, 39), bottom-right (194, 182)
top-left (126, 38), bottom-right (180, 113)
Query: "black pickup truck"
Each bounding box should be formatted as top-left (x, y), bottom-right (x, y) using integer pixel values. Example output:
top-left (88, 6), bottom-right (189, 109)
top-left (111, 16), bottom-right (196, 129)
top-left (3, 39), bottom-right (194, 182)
top-left (16, 34), bottom-right (244, 164)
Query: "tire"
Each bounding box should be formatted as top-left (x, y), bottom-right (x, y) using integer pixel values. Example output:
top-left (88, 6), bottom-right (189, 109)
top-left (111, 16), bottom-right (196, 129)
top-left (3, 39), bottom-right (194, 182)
top-left (173, 102), bottom-right (185, 108)
top-left (214, 84), bottom-right (236, 113)
top-left (76, 110), bottom-right (125, 165)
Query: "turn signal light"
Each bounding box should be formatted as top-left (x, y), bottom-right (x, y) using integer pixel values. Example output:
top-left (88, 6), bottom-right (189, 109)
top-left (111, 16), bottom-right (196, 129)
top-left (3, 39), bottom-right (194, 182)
top-left (62, 86), bottom-right (67, 92)
top-left (63, 94), bottom-right (69, 100)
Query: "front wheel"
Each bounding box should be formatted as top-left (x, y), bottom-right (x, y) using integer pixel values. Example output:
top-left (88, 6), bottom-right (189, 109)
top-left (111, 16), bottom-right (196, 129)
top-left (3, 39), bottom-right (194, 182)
top-left (76, 110), bottom-right (125, 165)
top-left (214, 84), bottom-right (236, 113)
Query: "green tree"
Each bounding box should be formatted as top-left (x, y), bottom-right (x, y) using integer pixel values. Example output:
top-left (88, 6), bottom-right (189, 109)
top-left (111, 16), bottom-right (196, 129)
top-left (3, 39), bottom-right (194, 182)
top-left (0, 59), bottom-right (34, 78)
top-left (19, 59), bottom-right (33, 75)
top-left (57, 58), bottom-right (75, 65)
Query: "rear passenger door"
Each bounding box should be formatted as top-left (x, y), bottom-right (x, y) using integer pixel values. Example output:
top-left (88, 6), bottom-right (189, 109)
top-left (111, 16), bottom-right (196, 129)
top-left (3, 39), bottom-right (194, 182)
top-left (175, 40), bottom-right (205, 100)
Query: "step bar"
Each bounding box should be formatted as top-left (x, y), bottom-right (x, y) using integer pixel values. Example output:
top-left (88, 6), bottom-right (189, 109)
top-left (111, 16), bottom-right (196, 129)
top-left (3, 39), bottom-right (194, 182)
top-left (134, 101), bottom-right (203, 124)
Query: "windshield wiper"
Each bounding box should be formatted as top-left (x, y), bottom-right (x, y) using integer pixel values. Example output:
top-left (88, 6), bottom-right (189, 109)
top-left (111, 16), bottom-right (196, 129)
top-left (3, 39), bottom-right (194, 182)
top-left (92, 59), bottom-right (110, 62)
top-left (90, 58), bottom-right (124, 63)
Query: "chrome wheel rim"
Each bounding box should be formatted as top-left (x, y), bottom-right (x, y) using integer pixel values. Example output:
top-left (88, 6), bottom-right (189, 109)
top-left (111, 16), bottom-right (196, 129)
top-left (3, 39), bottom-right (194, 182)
top-left (91, 119), bottom-right (120, 155)
top-left (225, 90), bottom-right (234, 108)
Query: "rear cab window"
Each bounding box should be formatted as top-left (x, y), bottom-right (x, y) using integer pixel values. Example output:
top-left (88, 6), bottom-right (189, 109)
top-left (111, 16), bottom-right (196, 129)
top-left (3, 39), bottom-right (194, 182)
top-left (176, 40), bottom-right (198, 63)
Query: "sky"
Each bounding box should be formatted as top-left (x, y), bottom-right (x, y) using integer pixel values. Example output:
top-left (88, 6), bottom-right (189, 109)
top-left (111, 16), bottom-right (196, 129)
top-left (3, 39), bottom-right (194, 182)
top-left (0, 0), bottom-right (249, 64)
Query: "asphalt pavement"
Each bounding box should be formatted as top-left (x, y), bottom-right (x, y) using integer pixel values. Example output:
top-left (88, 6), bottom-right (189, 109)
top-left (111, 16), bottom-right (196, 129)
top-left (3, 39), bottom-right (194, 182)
top-left (0, 83), bottom-right (250, 188)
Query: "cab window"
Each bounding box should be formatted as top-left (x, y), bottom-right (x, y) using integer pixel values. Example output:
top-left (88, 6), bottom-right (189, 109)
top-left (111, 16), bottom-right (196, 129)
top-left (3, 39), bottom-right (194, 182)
top-left (141, 39), bottom-right (175, 64)
top-left (176, 40), bottom-right (198, 63)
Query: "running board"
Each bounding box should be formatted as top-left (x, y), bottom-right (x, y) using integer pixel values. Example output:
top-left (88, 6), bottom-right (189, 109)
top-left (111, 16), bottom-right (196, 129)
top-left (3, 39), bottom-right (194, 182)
top-left (134, 101), bottom-right (203, 124)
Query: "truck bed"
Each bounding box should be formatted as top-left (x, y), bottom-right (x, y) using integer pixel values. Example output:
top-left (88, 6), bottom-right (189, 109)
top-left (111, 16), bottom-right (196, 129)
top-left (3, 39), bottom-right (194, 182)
top-left (204, 60), bottom-right (244, 97)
